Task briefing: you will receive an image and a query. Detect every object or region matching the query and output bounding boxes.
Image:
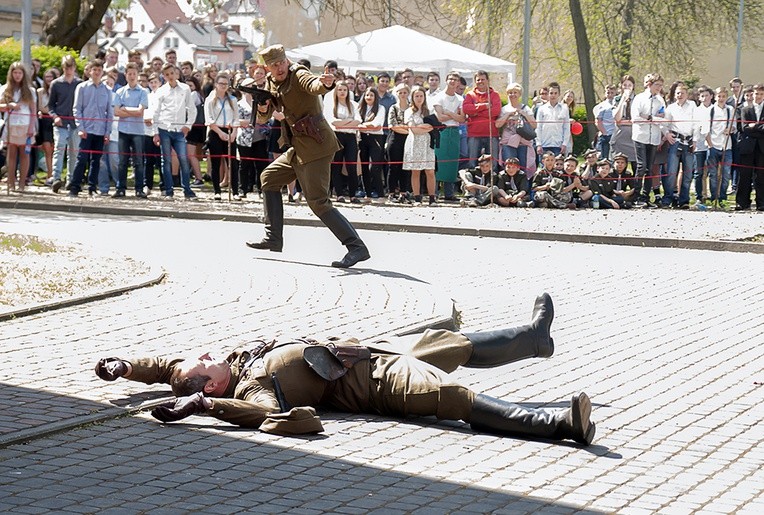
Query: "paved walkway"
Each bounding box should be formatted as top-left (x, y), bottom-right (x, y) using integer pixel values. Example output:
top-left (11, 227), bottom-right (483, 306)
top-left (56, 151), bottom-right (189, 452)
top-left (0, 200), bottom-right (763, 513)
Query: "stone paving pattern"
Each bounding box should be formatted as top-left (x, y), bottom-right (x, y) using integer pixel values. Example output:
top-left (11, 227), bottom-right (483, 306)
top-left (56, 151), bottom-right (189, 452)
top-left (0, 203), bottom-right (763, 514)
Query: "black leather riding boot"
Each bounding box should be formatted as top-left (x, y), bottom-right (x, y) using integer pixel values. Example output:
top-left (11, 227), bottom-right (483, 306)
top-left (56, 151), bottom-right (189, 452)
top-left (470, 392), bottom-right (595, 446)
top-left (464, 293), bottom-right (554, 367)
top-left (246, 190), bottom-right (283, 251)
top-left (318, 208), bottom-right (370, 268)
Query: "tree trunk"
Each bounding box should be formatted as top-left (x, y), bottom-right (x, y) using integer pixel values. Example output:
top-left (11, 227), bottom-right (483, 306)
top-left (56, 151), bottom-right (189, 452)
top-left (569, 0), bottom-right (598, 143)
top-left (44, 0), bottom-right (111, 51)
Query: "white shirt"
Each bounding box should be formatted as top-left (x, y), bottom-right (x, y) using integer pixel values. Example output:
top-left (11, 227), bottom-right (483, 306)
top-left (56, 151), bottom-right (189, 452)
top-left (693, 103), bottom-right (712, 151)
top-left (323, 94), bottom-right (360, 134)
top-left (664, 100), bottom-right (696, 137)
top-left (631, 89), bottom-right (666, 146)
top-left (204, 92), bottom-right (239, 129)
top-left (432, 90), bottom-right (463, 128)
top-left (755, 102), bottom-right (764, 122)
top-left (535, 101), bottom-right (571, 150)
top-left (359, 103), bottom-right (386, 135)
top-left (152, 81), bottom-right (196, 132)
top-left (0, 85), bottom-right (36, 127)
top-left (705, 103), bottom-right (735, 151)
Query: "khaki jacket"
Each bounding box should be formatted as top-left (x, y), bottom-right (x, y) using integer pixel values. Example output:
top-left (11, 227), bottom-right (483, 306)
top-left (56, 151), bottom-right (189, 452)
top-left (265, 64), bottom-right (341, 164)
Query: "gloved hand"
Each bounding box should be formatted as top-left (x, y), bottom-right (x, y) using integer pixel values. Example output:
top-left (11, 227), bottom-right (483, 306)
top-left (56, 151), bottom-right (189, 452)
top-left (151, 392), bottom-right (207, 423)
top-left (95, 357), bottom-right (128, 381)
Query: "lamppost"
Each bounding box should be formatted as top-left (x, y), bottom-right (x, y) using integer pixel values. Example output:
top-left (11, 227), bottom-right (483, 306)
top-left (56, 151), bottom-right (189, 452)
top-left (522, 0), bottom-right (531, 105)
top-left (21, 0), bottom-right (32, 67)
top-left (735, 0), bottom-right (744, 77)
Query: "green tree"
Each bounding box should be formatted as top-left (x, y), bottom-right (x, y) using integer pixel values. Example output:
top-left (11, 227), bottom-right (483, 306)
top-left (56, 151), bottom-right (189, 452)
top-left (43, 0), bottom-right (112, 50)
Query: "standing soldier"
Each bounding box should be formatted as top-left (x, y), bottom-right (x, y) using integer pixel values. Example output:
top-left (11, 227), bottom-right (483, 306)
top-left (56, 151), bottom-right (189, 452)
top-left (246, 45), bottom-right (370, 268)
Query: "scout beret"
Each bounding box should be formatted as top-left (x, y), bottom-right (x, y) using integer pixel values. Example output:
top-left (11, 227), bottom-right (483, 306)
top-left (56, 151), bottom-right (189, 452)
top-left (505, 157), bottom-right (520, 166)
top-left (564, 155), bottom-right (578, 164)
top-left (584, 148), bottom-right (598, 157)
top-left (597, 158), bottom-right (611, 166)
top-left (259, 45), bottom-right (286, 65)
top-left (612, 152), bottom-right (628, 162)
top-left (477, 154), bottom-right (492, 164)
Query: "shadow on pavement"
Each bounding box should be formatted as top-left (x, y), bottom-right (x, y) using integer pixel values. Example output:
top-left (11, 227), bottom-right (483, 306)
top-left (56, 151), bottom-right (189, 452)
top-left (254, 255), bottom-right (431, 284)
top-left (0, 408), bottom-right (607, 514)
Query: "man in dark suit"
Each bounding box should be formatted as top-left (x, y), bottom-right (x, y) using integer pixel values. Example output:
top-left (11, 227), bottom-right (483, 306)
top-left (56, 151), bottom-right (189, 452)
top-left (736, 84), bottom-right (764, 211)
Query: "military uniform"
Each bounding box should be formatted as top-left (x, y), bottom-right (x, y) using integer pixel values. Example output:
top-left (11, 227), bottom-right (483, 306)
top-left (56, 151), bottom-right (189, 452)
top-left (103, 293), bottom-right (597, 446)
top-left (247, 45), bottom-right (369, 269)
top-left (126, 330), bottom-right (474, 434)
top-left (260, 64), bottom-right (340, 216)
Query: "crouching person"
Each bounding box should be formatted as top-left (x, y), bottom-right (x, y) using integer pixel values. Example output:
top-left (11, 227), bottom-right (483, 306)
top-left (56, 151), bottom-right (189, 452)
top-left (496, 157), bottom-right (529, 207)
top-left (589, 158), bottom-right (626, 209)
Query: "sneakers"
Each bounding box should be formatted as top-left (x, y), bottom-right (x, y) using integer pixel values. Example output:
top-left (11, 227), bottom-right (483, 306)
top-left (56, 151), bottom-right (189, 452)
top-left (112, 190), bottom-right (126, 198)
top-left (428, 195), bottom-right (436, 206)
top-left (51, 179), bottom-right (63, 193)
top-left (184, 191), bottom-right (197, 199)
top-left (213, 193), bottom-right (222, 201)
top-left (191, 179), bottom-right (204, 187)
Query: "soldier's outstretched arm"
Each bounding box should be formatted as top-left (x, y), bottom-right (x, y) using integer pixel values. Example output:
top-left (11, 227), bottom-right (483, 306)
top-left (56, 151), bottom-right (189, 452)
top-left (94, 356), bottom-right (185, 385)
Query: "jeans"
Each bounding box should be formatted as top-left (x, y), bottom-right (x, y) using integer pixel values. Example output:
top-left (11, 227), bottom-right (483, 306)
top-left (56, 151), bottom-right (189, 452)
top-left (158, 129), bottom-right (192, 196)
top-left (667, 141), bottom-right (696, 205)
top-left (706, 148), bottom-right (732, 201)
top-left (144, 135), bottom-right (160, 190)
top-left (118, 132), bottom-right (145, 193)
top-left (501, 144), bottom-right (529, 173)
top-left (467, 136), bottom-right (499, 168)
top-left (634, 141), bottom-right (656, 199)
top-left (52, 124), bottom-right (79, 181)
top-left (69, 133), bottom-right (105, 194)
top-left (597, 134), bottom-right (611, 161)
top-left (99, 140), bottom-right (119, 193)
top-left (694, 150), bottom-right (708, 201)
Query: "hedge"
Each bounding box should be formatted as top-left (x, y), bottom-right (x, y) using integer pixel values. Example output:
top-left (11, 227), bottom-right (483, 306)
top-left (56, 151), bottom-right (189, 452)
top-left (0, 38), bottom-right (86, 83)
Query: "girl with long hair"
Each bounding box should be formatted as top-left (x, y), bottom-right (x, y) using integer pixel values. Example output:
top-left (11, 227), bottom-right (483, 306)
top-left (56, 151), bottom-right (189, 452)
top-left (0, 62), bottom-right (37, 192)
top-left (323, 80), bottom-right (361, 202)
top-left (185, 75), bottom-right (207, 186)
top-left (38, 67), bottom-right (59, 184)
top-left (403, 85), bottom-right (436, 205)
top-left (611, 75), bottom-right (638, 172)
top-left (357, 88), bottom-right (386, 198)
top-left (386, 82), bottom-right (411, 199)
top-left (204, 73), bottom-right (239, 200)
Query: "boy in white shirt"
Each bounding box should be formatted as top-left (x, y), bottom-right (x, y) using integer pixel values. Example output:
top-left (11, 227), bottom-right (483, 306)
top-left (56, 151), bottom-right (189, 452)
top-left (704, 87), bottom-right (735, 207)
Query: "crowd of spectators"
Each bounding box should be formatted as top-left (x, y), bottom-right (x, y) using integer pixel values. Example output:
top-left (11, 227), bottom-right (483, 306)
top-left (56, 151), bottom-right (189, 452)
top-left (0, 48), bottom-right (761, 211)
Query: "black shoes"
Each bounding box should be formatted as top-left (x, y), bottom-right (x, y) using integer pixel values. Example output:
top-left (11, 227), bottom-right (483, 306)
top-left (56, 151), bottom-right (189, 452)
top-left (464, 293), bottom-right (555, 367)
top-left (470, 392), bottom-right (595, 446)
top-left (245, 239), bottom-right (282, 252)
top-left (246, 190), bottom-right (284, 252)
top-left (318, 208), bottom-right (370, 268)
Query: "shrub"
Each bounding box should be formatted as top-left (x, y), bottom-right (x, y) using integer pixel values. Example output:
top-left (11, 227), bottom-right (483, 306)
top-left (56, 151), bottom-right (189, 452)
top-left (0, 38), bottom-right (85, 82)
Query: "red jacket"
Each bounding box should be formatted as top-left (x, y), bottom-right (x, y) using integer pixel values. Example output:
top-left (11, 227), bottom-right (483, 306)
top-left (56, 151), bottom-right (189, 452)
top-left (462, 87), bottom-right (501, 137)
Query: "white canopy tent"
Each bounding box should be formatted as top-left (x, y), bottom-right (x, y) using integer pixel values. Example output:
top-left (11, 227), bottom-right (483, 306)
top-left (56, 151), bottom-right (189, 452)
top-left (286, 25), bottom-right (516, 82)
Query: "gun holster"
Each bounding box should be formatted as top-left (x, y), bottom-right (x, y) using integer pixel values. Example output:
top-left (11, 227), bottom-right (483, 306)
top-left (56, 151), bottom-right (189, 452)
top-left (291, 114), bottom-right (324, 144)
top-left (303, 344), bottom-right (371, 381)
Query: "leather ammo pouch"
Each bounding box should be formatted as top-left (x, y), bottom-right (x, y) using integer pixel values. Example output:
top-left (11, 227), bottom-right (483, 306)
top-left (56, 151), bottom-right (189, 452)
top-left (291, 114), bottom-right (324, 144)
top-left (303, 343), bottom-right (371, 381)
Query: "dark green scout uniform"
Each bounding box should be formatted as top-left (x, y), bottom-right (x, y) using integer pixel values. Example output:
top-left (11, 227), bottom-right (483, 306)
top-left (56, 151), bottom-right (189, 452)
top-left (496, 170), bottom-right (529, 195)
top-left (126, 330), bottom-right (474, 435)
top-left (260, 64), bottom-right (341, 217)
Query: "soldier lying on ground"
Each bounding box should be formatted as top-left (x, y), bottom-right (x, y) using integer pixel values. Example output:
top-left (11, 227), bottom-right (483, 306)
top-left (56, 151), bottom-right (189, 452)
top-left (95, 293), bottom-right (596, 446)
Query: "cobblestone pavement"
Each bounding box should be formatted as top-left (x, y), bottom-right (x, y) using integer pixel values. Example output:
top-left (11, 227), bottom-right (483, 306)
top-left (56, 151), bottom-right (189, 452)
top-left (0, 209), bottom-right (763, 514)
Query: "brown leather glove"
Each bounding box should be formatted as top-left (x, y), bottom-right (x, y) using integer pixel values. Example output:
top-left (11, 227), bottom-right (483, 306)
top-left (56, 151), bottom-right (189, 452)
top-left (95, 358), bottom-right (128, 381)
top-left (151, 393), bottom-right (207, 423)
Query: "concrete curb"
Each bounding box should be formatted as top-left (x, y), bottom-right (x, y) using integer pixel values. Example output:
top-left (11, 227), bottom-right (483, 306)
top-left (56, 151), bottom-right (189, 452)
top-left (0, 268), bottom-right (166, 322)
top-left (2, 199), bottom-right (762, 254)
